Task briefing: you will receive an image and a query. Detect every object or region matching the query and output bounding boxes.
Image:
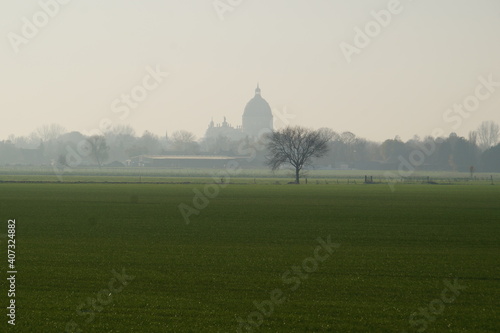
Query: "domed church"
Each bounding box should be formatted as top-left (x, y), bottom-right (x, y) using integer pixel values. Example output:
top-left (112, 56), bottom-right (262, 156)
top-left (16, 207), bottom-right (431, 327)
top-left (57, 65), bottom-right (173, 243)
top-left (205, 85), bottom-right (273, 140)
top-left (242, 84), bottom-right (273, 137)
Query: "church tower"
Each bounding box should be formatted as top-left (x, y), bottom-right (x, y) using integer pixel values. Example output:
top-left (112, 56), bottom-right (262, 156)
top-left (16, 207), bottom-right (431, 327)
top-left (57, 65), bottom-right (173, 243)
top-left (242, 84), bottom-right (273, 138)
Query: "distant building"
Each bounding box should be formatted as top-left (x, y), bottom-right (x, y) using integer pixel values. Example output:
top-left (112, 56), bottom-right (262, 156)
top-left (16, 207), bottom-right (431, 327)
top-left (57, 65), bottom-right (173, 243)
top-left (129, 155), bottom-right (248, 168)
top-left (129, 85), bottom-right (273, 168)
top-left (242, 84), bottom-right (273, 137)
top-left (205, 117), bottom-right (245, 141)
top-left (205, 84), bottom-right (273, 140)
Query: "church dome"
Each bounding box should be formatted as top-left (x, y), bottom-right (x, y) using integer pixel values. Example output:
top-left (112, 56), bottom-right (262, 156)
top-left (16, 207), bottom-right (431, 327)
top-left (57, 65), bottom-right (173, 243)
top-left (242, 84), bottom-right (273, 137)
top-left (243, 85), bottom-right (273, 118)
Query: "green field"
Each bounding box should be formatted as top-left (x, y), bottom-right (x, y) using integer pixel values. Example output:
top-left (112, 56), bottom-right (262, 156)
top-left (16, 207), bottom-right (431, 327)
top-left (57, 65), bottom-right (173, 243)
top-left (0, 182), bottom-right (499, 332)
top-left (1, 166), bottom-right (499, 184)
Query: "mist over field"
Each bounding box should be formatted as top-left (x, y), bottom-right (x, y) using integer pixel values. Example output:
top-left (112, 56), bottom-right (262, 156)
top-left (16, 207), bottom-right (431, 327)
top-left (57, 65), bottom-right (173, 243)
top-left (1, 1), bottom-right (500, 142)
top-left (1, 1), bottom-right (499, 333)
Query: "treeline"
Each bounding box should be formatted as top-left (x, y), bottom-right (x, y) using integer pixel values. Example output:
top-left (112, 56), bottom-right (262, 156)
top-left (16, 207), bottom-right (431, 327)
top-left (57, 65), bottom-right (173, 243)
top-left (315, 127), bottom-right (500, 172)
top-left (1, 121), bottom-right (499, 172)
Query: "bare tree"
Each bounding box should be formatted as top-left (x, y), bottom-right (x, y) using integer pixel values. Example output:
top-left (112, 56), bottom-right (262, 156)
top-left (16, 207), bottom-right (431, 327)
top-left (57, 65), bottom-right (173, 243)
top-left (111, 124), bottom-right (136, 137)
top-left (340, 131), bottom-right (356, 145)
top-left (172, 130), bottom-right (196, 143)
top-left (266, 126), bottom-right (332, 184)
top-left (171, 130), bottom-right (198, 154)
top-left (476, 120), bottom-right (499, 150)
top-left (87, 135), bottom-right (109, 168)
top-left (7, 135), bottom-right (38, 148)
top-left (318, 127), bottom-right (339, 141)
top-left (468, 130), bottom-right (478, 147)
top-left (33, 124), bottom-right (66, 142)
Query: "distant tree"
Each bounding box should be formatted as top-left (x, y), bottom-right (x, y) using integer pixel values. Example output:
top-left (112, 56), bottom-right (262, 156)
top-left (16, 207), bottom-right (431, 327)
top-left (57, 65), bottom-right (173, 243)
top-left (7, 135), bottom-right (38, 149)
top-left (172, 130), bottom-right (195, 144)
top-left (0, 140), bottom-right (21, 165)
top-left (171, 130), bottom-right (198, 154)
top-left (468, 131), bottom-right (478, 147)
top-left (139, 131), bottom-right (162, 154)
top-left (450, 135), bottom-right (476, 171)
top-left (339, 131), bottom-right (362, 165)
top-left (86, 135), bottom-right (109, 168)
top-left (318, 128), bottom-right (339, 142)
top-left (33, 124), bottom-right (66, 142)
top-left (59, 131), bottom-right (86, 144)
top-left (111, 125), bottom-right (136, 137)
top-left (340, 131), bottom-right (356, 145)
top-left (313, 128), bottom-right (338, 167)
top-left (380, 138), bottom-right (408, 163)
top-left (106, 126), bottom-right (138, 160)
top-left (481, 143), bottom-right (500, 172)
top-left (202, 135), bottom-right (235, 155)
top-left (476, 121), bottom-right (500, 150)
top-left (125, 145), bottom-right (147, 158)
top-left (265, 126), bottom-right (332, 184)
top-left (56, 153), bottom-right (68, 172)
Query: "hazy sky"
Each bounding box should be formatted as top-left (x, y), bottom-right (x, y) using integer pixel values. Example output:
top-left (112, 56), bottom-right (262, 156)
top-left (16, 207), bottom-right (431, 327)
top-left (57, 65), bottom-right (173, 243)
top-left (1, 0), bottom-right (499, 142)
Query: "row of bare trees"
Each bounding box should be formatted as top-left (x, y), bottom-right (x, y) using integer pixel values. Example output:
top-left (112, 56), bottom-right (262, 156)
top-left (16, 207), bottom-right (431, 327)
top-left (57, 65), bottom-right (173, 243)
top-left (265, 122), bottom-right (500, 183)
top-left (1, 121), bottom-right (499, 172)
top-left (0, 124), bottom-right (202, 167)
top-left (470, 121), bottom-right (500, 151)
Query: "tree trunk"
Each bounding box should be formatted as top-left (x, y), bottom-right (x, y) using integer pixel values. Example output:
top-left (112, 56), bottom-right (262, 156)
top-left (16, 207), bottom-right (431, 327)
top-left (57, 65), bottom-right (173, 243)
top-left (295, 167), bottom-right (300, 184)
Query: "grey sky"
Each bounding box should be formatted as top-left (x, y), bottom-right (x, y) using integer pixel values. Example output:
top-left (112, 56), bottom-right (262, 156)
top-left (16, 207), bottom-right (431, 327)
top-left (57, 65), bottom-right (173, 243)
top-left (1, 0), bottom-right (499, 142)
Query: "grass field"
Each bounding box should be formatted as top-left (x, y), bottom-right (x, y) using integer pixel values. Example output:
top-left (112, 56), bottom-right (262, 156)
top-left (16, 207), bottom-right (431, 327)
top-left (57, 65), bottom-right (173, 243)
top-left (0, 182), bottom-right (499, 332)
top-left (0, 166), bottom-right (499, 187)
